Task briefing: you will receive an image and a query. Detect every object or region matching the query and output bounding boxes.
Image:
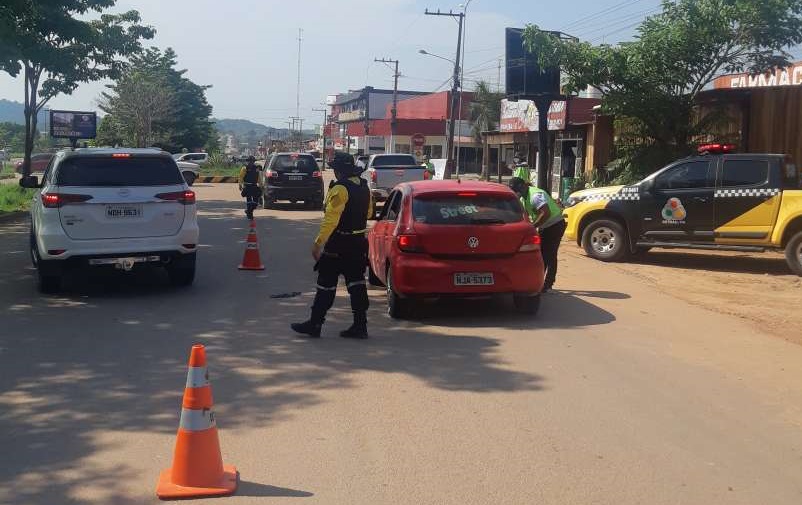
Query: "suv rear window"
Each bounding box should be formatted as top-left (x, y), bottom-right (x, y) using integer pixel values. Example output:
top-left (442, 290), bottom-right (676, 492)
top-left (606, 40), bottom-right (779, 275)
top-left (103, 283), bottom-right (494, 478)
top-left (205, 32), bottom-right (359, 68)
top-left (55, 157), bottom-right (183, 187)
top-left (722, 159), bottom-right (769, 187)
top-left (272, 155), bottom-right (317, 173)
top-left (371, 155), bottom-right (419, 168)
top-left (413, 194), bottom-right (523, 225)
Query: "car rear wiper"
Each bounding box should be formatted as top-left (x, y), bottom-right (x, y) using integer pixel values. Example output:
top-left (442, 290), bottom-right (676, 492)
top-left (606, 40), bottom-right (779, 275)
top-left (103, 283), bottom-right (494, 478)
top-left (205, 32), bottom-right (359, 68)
top-left (469, 218), bottom-right (505, 224)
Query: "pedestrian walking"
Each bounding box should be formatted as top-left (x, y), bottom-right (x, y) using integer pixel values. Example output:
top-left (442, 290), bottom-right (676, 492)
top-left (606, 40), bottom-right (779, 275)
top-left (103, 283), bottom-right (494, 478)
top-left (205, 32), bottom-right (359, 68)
top-left (292, 151), bottom-right (374, 339)
top-left (510, 177), bottom-right (567, 293)
top-left (238, 156), bottom-right (263, 220)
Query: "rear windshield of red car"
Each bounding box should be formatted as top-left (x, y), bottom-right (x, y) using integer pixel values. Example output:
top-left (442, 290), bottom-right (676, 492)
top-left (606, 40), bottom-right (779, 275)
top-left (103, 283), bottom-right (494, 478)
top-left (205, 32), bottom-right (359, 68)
top-left (412, 193), bottom-right (523, 225)
top-left (371, 155), bottom-right (419, 168)
top-left (55, 156), bottom-right (183, 186)
top-left (272, 154), bottom-right (317, 173)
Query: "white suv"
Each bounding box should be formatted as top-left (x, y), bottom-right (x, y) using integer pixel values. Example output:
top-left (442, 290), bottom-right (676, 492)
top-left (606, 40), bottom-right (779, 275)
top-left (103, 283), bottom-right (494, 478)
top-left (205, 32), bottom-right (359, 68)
top-left (173, 152), bottom-right (209, 165)
top-left (22, 149), bottom-right (200, 293)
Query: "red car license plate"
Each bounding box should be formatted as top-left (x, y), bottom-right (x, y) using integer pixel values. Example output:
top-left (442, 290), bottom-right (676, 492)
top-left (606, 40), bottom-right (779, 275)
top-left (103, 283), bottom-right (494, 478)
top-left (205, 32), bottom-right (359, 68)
top-left (454, 273), bottom-right (494, 286)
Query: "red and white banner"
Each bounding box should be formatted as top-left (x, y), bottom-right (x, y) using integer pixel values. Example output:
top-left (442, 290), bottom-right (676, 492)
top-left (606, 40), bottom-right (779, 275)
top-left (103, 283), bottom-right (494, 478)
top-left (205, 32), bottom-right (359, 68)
top-left (500, 99), bottom-right (567, 132)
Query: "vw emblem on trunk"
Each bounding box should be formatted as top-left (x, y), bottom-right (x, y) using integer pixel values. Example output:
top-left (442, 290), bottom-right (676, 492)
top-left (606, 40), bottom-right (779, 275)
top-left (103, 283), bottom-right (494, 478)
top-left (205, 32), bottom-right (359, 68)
top-left (467, 237), bottom-right (480, 249)
top-left (118, 188), bottom-right (131, 198)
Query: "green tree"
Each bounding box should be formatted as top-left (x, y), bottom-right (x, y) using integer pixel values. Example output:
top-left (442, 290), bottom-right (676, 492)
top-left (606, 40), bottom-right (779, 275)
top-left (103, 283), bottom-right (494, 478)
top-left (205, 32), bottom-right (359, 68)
top-left (99, 48), bottom-right (214, 152)
top-left (469, 81), bottom-right (503, 179)
top-left (0, 1), bottom-right (154, 176)
top-left (523, 0), bottom-right (802, 178)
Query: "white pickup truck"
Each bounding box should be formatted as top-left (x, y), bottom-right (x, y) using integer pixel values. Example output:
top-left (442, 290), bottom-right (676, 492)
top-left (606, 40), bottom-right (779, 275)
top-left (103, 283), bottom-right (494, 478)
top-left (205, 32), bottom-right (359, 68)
top-left (362, 154), bottom-right (428, 203)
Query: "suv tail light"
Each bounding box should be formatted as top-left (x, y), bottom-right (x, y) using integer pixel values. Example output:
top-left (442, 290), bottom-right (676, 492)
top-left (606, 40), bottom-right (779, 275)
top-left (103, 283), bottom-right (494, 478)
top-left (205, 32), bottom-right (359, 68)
top-left (371, 170), bottom-right (377, 183)
top-left (397, 234), bottom-right (424, 253)
top-left (42, 193), bottom-right (93, 208)
top-left (266, 170), bottom-right (278, 178)
top-left (518, 234), bottom-right (541, 252)
top-left (156, 190), bottom-right (196, 205)
top-left (312, 171), bottom-right (322, 178)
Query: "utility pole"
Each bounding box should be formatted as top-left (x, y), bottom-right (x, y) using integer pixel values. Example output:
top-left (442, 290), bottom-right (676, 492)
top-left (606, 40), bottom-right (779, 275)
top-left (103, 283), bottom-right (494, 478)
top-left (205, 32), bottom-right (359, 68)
top-left (296, 28), bottom-right (303, 149)
top-left (375, 58), bottom-right (399, 154)
top-left (425, 8), bottom-right (465, 179)
top-left (290, 117), bottom-right (301, 151)
top-left (313, 107), bottom-right (328, 167)
top-left (497, 58), bottom-right (503, 93)
top-left (299, 118), bottom-right (304, 151)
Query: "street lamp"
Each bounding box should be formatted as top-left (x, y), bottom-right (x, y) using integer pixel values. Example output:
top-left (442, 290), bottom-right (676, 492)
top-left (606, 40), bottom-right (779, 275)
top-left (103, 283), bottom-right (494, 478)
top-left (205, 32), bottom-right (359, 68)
top-left (418, 49), bottom-right (455, 64)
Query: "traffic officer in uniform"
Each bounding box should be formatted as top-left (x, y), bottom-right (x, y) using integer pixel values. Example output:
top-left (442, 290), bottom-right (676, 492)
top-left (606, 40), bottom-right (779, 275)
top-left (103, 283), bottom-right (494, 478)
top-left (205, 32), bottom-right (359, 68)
top-left (238, 156), bottom-right (263, 219)
top-left (511, 152), bottom-right (531, 183)
top-left (510, 177), bottom-right (567, 293)
top-left (292, 151), bottom-right (374, 339)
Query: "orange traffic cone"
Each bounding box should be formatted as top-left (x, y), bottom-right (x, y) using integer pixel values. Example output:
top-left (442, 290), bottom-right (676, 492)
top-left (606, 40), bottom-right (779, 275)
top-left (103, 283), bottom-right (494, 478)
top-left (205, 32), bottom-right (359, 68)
top-left (238, 219), bottom-right (265, 271)
top-left (156, 345), bottom-right (238, 500)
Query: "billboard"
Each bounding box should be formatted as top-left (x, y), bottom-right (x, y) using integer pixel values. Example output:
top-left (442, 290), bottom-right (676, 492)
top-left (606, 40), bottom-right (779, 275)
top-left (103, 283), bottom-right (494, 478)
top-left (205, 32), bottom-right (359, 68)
top-left (505, 27), bottom-right (560, 99)
top-left (500, 99), bottom-right (567, 132)
top-left (50, 110), bottom-right (97, 139)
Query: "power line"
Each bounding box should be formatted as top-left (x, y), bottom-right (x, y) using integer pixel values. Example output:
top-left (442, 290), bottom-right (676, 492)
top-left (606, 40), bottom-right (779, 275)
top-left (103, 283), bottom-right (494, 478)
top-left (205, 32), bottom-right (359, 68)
top-left (560, 0), bottom-right (648, 31)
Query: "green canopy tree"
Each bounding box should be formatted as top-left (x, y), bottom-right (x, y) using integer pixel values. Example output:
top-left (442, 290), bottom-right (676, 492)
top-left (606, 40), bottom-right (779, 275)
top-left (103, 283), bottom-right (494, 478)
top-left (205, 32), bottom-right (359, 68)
top-left (523, 0), bottom-right (802, 177)
top-left (0, 1), bottom-right (154, 176)
top-left (469, 81), bottom-right (503, 180)
top-left (99, 48), bottom-right (215, 152)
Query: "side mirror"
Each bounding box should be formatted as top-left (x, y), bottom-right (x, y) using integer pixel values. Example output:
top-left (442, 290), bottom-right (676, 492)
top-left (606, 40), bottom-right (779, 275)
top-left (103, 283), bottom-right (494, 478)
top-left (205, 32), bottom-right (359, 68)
top-left (20, 175), bottom-right (40, 188)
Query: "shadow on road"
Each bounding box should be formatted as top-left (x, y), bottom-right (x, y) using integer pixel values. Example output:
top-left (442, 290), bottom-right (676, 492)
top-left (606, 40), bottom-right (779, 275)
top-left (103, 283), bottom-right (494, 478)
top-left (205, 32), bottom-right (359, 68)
top-left (238, 480), bottom-right (314, 498)
top-left (630, 250), bottom-right (792, 276)
top-left (0, 203), bottom-right (548, 504)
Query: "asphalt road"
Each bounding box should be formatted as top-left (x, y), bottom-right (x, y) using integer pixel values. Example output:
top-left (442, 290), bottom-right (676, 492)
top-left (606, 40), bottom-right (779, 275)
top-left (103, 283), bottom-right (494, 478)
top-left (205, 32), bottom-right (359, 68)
top-left (1, 183), bottom-right (801, 505)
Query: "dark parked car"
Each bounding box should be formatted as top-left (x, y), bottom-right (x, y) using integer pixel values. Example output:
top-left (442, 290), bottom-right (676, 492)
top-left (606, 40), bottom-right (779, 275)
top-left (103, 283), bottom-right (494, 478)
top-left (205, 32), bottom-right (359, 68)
top-left (16, 153), bottom-right (54, 174)
top-left (262, 152), bottom-right (324, 209)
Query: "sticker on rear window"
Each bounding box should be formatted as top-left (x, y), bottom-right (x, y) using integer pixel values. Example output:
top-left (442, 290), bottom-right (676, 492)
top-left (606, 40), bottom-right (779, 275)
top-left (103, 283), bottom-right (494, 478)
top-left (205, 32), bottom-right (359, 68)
top-left (439, 205), bottom-right (479, 219)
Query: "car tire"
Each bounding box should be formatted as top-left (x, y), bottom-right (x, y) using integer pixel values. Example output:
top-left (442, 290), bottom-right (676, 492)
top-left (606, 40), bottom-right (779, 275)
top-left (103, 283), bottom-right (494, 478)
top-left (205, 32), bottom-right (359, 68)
top-left (785, 231), bottom-right (802, 276)
top-left (167, 253), bottom-right (196, 287)
top-left (513, 294), bottom-right (541, 316)
top-left (182, 172), bottom-right (196, 186)
top-left (386, 267), bottom-right (409, 319)
top-left (264, 196), bottom-right (275, 209)
top-left (30, 230), bottom-right (62, 294)
top-left (581, 219), bottom-right (630, 262)
top-left (369, 264), bottom-right (384, 287)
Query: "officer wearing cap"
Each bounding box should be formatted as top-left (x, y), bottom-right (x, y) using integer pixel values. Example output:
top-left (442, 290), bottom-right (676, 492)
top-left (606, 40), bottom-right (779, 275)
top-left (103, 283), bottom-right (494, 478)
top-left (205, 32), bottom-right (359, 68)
top-left (238, 156), bottom-right (263, 220)
top-left (510, 177), bottom-right (566, 293)
top-left (292, 151), bottom-right (374, 339)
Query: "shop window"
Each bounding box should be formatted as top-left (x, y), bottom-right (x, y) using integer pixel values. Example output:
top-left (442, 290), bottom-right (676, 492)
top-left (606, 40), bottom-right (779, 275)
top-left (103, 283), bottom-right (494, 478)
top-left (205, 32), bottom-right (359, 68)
top-left (423, 145), bottom-right (443, 159)
top-left (395, 144), bottom-right (411, 154)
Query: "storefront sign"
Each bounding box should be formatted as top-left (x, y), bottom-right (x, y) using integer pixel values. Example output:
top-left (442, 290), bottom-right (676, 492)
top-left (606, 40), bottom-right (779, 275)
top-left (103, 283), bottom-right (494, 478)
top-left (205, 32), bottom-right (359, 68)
top-left (713, 62), bottom-right (802, 89)
top-left (500, 99), bottom-right (567, 132)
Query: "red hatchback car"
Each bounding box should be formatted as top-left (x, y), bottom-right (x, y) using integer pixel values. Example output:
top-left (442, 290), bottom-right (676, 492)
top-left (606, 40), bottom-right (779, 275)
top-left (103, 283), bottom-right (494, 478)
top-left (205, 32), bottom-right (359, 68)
top-left (368, 180), bottom-right (545, 318)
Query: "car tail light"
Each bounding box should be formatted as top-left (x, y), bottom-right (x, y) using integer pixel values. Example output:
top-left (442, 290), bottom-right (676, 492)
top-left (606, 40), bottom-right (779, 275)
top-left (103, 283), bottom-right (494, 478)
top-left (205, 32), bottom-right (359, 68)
top-left (266, 170), bottom-right (278, 178)
top-left (42, 193), bottom-right (93, 208)
top-left (457, 192), bottom-right (478, 197)
top-left (423, 170), bottom-right (431, 180)
top-left (312, 171), bottom-right (322, 178)
top-left (397, 234), bottom-right (424, 253)
top-left (371, 170), bottom-right (377, 183)
top-left (518, 234), bottom-right (541, 252)
top-left (156, 190), bottom-right (196, 205)
top-left (112, 153), bottom-right (131, 158)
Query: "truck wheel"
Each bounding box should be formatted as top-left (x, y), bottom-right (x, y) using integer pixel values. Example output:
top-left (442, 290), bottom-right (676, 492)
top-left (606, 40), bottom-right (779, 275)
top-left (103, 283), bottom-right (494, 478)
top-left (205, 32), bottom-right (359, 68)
top-left (581, 219), bottom-right (630, 262)
top-left (182, 172), bottom-right (196, 186)
top-left (785, 231), bottom-right (802, 276)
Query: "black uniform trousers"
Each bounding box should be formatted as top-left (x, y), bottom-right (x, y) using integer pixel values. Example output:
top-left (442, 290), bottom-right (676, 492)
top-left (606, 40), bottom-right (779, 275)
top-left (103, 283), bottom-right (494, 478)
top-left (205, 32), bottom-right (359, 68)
top-left (242, 184), bottom-right (262, 218)
top-left (311, 235), bottom-right (369, 324)
top-left (540, 219), bottom-right (567, 290)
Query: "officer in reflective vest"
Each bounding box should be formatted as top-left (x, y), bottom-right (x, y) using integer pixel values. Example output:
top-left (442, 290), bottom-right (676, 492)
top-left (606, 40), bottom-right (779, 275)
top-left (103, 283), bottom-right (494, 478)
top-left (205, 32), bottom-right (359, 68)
top-left (511, 152), bottom-right (531, 183)
top-left (238, 156), bottom-right (263, 220)
top-left (292, 152), bottom-right (374, 339)
top-left (510, 177), bottom-right (567, 293)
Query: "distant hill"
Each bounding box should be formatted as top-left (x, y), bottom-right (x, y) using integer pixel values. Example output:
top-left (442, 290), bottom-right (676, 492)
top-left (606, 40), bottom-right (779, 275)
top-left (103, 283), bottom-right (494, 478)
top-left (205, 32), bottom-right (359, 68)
top-left (0, 99), bottom-right (48, 126)
top-left (213, 118), bottom-right (314, 138)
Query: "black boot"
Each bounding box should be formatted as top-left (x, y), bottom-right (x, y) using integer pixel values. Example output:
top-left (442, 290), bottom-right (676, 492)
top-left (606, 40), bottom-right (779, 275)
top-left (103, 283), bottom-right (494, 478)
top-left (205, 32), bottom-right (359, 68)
top-left (340, 313), bottom-right (368, 339)
top-left (291, 320), bottom-right (322, 338)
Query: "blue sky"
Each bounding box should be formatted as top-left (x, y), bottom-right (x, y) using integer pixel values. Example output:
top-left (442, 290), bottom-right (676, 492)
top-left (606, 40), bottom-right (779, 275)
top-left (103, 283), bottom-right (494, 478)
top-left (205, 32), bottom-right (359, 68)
top-left (0, 0), bottom-right (664, 127)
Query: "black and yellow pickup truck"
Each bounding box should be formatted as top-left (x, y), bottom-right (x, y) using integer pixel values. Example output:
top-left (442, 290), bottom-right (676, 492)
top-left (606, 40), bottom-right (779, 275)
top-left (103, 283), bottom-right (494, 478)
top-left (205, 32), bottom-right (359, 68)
top-left (562, 145), bottom-right (802, 275)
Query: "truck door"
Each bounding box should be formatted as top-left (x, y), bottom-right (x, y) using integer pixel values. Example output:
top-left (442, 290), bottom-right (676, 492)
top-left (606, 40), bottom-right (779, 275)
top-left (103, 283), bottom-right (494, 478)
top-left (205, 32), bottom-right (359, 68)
top-left (714, 157), bottom-right (781, 244)
top-left (640, 159), bottom-right (716, 242)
